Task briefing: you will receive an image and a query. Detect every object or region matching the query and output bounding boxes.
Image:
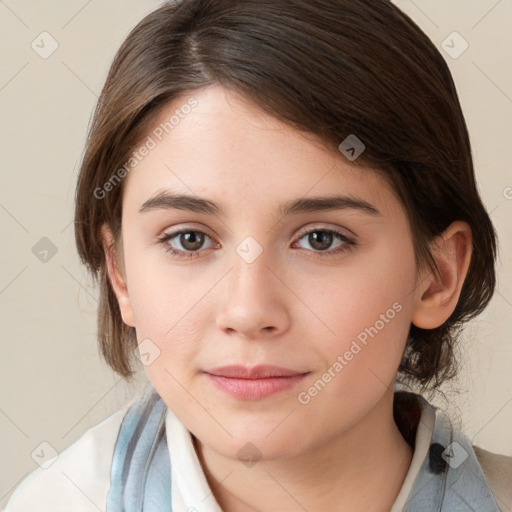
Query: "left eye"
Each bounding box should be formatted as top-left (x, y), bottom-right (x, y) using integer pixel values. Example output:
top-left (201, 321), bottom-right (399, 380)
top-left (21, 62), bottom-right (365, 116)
top-left (294, 229), bottom-right (353, 253)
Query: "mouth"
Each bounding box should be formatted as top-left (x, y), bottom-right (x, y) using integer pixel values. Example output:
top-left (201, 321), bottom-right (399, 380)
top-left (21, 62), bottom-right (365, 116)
top-left (203, 365), bottom-right (310, 400)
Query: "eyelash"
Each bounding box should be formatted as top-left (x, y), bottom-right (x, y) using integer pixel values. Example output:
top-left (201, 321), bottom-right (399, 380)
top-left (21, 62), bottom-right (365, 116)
top-left (157, 227), bottom-right (356, 261)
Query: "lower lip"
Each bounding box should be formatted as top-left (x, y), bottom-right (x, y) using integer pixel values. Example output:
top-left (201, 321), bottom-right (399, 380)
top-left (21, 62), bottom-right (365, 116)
top-left (205, 373), bottom-right (308, 400)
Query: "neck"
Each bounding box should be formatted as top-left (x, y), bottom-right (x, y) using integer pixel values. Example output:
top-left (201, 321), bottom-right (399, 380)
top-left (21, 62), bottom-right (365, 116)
top-left (194, 390), bottom-right (415, 512)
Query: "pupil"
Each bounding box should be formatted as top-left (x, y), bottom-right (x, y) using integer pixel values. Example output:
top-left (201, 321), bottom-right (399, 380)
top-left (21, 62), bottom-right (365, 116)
top-left (309, 231), bottom-right (332, 251)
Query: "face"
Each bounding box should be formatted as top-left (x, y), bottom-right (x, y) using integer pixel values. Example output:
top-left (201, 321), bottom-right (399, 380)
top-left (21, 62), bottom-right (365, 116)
top-left (111, 84), bottom-right (424, 461)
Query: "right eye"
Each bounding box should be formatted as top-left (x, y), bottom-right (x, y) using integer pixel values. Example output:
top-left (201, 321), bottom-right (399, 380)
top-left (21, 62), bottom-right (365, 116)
top-left (158, 229), bottom-right (218, 260)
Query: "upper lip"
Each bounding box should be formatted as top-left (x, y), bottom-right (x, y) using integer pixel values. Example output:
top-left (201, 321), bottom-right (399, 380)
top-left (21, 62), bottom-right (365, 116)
top-left (204, 365), bottom-right (308, 379)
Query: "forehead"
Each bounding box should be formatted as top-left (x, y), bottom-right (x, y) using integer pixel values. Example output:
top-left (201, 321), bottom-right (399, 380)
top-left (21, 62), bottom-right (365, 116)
top-left (122, 85), bottom-right (401, 220)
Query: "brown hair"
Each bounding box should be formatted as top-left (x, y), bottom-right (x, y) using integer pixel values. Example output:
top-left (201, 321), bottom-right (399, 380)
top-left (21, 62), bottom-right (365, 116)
top-left (75, 0), bottom-right (497, 392)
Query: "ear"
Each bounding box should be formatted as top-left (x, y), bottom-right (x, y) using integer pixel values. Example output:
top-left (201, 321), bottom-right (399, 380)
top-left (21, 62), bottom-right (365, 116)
top-left (411, 221), bottom-right (472, 329)
top-left (101, 224), bottom-right (135, 327)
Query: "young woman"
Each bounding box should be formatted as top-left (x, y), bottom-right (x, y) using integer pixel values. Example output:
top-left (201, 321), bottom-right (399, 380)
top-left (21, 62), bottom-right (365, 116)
top-left (4, 0), bottom-right (511, 511)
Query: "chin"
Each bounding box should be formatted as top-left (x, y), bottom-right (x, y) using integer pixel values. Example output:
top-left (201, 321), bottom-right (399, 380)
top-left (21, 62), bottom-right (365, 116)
top-left (196, 423), bottom-right (308, 463)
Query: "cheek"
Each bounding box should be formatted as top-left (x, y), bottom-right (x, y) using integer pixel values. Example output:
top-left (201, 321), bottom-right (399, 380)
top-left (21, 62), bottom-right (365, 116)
top-left (124, 258), bottom-right (211, 407)
top-left (293, 257), bottom-right (415, 427)
top-left (123, 242), bottom-right (202, 334)
top-left (122, 247), bottom-right (219, 383)
top-left (298, 242), bottom-right (416, 370)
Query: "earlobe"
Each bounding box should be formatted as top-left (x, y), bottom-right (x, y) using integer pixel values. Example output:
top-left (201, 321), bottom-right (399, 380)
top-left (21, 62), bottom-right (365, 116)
top-left (101, 225), bottom-right (136, 327)
top-left (411, 221), bottom-right (472, 330)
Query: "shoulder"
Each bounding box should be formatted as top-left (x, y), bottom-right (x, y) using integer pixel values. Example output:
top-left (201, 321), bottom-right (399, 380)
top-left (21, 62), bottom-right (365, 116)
top-left (474, 445), bottom-right (512, 512)
top-left (3, 404), bottom-right (131, 512)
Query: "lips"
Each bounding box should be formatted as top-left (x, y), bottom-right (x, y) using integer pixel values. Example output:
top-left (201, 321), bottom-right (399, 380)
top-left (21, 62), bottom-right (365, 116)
top-left (206, 365), bottom-right (305, 379)
top-left (203, 365), bottom-right (309, 400)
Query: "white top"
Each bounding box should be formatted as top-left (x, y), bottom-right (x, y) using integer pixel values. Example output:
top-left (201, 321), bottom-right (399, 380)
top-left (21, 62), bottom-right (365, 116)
top-left (3, 396), bottom-right (510, 512)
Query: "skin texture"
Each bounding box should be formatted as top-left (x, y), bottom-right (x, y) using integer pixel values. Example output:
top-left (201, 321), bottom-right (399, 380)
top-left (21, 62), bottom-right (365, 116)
top-left (103, 85), bottom-right (472, 512)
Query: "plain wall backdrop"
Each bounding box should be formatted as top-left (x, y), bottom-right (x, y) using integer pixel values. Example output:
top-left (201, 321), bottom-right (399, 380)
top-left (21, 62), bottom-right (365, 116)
top-left (1, 0), bottom-right (511, 507)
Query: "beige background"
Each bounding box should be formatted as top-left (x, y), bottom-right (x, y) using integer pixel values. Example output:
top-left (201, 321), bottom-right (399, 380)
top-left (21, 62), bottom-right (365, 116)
top-left (1, 0), bottom-right (511, 507)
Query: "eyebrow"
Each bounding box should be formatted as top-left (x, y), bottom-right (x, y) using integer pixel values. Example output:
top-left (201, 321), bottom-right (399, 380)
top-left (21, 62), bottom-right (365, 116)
top-left (139, 191), bottom-right (381, 217)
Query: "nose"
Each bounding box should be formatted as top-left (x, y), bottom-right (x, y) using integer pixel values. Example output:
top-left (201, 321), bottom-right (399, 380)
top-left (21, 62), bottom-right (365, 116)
top-left (215, 251), bottom-right (291, 340)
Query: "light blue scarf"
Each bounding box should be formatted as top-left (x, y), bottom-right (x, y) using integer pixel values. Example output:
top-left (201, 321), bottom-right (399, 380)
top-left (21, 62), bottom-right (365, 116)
top-left (106, 384), bottom-right (171, 511)
top-left (106, 384), bottom-right (501, 511)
